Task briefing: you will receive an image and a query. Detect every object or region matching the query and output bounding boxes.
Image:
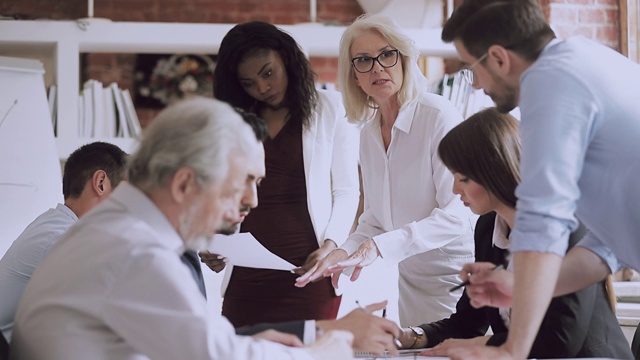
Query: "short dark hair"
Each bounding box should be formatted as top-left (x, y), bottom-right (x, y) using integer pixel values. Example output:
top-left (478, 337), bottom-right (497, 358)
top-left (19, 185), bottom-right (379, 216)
top-left (213, 21), bottom-right (318, 129)
top-left (63, 142), bottom-right (128, 199)
top-left (442, 0), bottom-right (555, 61)
top-left (438, 108), bottom-right (521, 208)
top-left (234, 107), bottom-right (268, 142)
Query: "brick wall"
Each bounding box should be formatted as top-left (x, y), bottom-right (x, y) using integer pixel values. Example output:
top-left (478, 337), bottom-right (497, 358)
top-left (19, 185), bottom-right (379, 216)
top-left (542, 0), bottom-right (620, 51)
top-left (1, 0), bottom-right (363, 125)
top-left (0, 0), bottom-right (622, 124)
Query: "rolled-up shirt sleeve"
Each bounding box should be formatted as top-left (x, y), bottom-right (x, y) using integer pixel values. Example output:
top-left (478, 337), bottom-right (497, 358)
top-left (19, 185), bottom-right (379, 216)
top-left (577, 233), bottom-right (623, 273)
top-left (511, 66), bottom-right (598, 257)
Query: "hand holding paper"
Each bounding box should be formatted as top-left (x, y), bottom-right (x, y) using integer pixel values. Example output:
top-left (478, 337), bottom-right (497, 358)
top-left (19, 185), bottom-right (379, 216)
top-left (207, 232), bottom-right (295, 271)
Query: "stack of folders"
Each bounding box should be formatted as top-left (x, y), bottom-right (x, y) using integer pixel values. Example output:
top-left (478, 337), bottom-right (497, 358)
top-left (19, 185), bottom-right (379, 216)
top-left (439, 72), bottom-right (494, 119)
top-left (77, 80), bottom-right (142, 138)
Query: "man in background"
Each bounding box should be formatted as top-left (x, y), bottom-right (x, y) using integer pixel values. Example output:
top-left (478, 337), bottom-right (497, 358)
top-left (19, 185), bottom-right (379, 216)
top-left (0, 141), bottom-right (127, 342)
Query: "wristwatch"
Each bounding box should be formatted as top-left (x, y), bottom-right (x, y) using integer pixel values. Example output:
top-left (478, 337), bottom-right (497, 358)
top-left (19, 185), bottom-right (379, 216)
top-left (408, 326), bottom-right (426, 348)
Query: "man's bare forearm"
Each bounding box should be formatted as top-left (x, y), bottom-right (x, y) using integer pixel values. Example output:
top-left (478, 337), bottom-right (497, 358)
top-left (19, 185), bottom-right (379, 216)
top-left (555, 246), bottom-right (609, 296)
top-left (503, 252), bottom-right (562, 359)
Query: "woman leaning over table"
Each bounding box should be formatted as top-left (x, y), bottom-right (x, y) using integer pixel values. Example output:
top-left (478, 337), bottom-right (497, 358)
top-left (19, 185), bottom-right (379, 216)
top-left (401, 108), bottom-right (632, 359)
top-left (296, 14), bottom-right (476, 326)
top-left (209, 21), bottom-right (360, 327)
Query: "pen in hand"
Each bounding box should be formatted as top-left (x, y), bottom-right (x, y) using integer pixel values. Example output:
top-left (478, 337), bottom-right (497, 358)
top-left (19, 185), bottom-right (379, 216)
top-left (355, 301), bottom-right (402, 349)
top-left (449, 264), bottom-right (504, 292)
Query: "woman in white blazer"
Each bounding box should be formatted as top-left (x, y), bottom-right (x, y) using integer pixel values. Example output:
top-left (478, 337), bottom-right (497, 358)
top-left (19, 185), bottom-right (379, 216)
top-left (210, 21), bottom-right (360, 327)
top-left (296, 14), bottom-right (476, 327)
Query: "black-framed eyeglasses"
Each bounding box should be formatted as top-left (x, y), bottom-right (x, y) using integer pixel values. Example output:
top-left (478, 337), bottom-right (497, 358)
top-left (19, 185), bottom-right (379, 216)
top-left (351, 49), bottom-right (400, 73)
top-left (459, 52), bottom-right (488, 85)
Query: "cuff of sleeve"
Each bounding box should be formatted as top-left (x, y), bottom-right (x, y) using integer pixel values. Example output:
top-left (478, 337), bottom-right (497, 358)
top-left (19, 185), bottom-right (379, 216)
top-left (577, 236), bottom-right (623, 273)
top-left (373, 228), bottom-right (408, 264)
top-left (303, 320), bottom-right (316, 346)
top-left (510, 220), bottom-right (571, 257)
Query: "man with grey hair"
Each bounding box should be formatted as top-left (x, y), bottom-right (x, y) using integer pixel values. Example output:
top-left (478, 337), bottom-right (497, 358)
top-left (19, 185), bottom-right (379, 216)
top-left (9, 98), bottom-right (353, 360)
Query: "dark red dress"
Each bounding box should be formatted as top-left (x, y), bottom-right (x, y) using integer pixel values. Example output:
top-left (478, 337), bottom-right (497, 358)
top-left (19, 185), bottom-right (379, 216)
top-left (222, 119), bottom-right (341, 327)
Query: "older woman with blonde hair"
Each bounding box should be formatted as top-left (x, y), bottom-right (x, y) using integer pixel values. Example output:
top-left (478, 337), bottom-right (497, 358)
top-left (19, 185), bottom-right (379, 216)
top-left (296, 14), bottom-right (476, 327)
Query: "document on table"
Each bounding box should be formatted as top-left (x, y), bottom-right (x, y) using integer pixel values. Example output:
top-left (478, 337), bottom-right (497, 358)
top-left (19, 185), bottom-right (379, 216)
top-left (207, 232), bottom-right (296, 271)
top-left (354, 349), bottom-right (435, 359)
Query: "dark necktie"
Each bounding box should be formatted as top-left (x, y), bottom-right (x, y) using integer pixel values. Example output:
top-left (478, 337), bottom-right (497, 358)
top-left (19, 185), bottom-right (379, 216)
top-left (180, 250), bottom-right (207, 298)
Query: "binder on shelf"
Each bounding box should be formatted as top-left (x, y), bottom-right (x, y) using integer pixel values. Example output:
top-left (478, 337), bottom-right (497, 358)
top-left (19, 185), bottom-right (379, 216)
top-left (102, 87), bottom-right (116, 137)
top-left (110, 83), bottom-right (129, 138)
top-left (77, 94), bottom-right (84, 137)
top-left (441, 73), bottom-right (452, 100)
top-left (439, 71), bottom-right (493, 119)
top-left (90, 80), bottom-right (105, 138)
top-left (120, 89), bottom-right (141, 138)
top-left (81, 82), bottom-right (93, 137)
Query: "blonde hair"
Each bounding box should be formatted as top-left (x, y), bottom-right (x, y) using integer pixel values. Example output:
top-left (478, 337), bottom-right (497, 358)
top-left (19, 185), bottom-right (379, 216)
top-left (338, 14), bottom-right (425, 124)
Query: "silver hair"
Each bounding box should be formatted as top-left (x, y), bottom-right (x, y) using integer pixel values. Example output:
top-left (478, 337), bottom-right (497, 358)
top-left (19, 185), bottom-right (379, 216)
top-left (338, 14), bottom-right (427, 124)
top-left (127, 97), bottom-right (257, 191)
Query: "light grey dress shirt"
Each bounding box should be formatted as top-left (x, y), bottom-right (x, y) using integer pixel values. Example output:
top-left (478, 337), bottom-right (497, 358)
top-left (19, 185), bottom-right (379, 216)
top-left (10, 183), bottom-right (314, 360)
top-left (0, 203), bottom-right (77, 341)
top-left (512, 37), bottom-right (640, 271)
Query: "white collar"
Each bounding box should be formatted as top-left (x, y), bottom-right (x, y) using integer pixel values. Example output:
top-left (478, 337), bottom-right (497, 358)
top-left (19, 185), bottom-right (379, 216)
top-left (492, 215), bottom-right (511, 250)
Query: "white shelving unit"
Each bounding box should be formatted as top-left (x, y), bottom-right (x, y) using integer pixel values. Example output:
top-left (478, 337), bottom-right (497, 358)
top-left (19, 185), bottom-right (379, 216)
top-left (0, 19), bottom-right (456, 159)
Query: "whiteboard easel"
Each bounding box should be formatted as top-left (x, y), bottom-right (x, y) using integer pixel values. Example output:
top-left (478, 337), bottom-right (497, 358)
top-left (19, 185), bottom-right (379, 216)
top-left (0, 56), bottom-right (63, 257)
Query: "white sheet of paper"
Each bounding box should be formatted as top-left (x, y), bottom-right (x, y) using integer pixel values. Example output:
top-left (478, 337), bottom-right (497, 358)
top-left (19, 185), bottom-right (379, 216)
top-left (207, 232), bottom-right (296, 271)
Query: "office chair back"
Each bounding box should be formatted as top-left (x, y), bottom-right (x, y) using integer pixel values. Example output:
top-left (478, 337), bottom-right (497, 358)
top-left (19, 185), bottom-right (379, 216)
top-left (632, 321), bottom-right (640, 360)
top-left (0, 332), bottom-right (8, 360)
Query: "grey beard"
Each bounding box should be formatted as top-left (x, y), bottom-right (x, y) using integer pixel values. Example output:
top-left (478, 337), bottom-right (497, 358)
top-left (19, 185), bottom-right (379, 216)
top-left (217, 222), bottom-right (240, 236)
top-left (178, 197), bottom-right (213, 251)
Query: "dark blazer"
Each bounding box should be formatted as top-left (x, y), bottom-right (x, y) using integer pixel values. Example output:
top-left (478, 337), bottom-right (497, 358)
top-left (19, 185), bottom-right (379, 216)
top-left (180, 251), bottom-right (308, 340)
top-left (420, 212), bottom-right (632, 359)
top-left (236, 321), bottom-right (305, 339)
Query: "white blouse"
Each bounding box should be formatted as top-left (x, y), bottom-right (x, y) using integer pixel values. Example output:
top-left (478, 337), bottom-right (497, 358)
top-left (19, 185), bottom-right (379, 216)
top-left (341, 92), bottom-right (476, 262)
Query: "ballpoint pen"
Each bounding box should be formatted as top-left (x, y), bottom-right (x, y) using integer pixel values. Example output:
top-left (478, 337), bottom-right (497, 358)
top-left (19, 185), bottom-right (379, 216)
top-left (356, 301), bottom-right (402, 349)
top-left (449, 264), bottom-right (504, 292)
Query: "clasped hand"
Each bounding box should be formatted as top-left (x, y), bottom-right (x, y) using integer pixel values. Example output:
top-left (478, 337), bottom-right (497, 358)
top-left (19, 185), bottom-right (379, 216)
top-left (295, 239), bottom-right (380, 288)
top-left (199, 251), bottom-right (228, 273)
top-left (291, 240), bottom-right (338, 276)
